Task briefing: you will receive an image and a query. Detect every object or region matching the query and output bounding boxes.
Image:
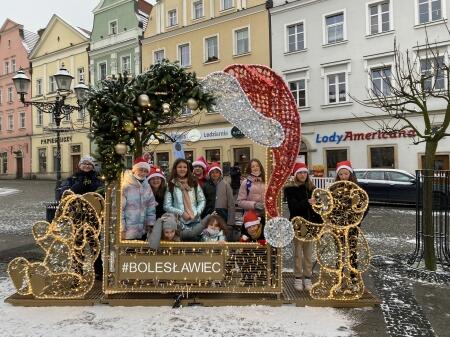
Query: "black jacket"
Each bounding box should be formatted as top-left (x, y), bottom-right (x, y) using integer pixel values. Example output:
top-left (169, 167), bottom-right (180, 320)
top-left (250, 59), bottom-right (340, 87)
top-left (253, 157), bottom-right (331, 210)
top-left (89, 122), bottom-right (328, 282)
top-left (58, 170), bottom-right (103, 200)
top-left (284, 183), bottom-right (322, 223)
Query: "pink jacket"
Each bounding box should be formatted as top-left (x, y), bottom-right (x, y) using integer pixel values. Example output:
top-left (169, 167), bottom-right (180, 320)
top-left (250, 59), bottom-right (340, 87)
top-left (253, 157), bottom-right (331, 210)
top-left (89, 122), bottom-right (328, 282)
top-left (237, 175), bottom-right (265, 211)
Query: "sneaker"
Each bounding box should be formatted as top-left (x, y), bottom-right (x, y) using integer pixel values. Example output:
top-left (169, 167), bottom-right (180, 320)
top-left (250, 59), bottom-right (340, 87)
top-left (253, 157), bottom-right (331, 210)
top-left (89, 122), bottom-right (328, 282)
top-left (294, 278), bottom-right (304, 291)
top-left (304, 278), bottom-right (312, 291)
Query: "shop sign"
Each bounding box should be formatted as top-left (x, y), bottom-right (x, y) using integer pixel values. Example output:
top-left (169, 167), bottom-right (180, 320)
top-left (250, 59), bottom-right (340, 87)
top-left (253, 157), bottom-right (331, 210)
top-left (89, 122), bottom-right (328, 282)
top-left (168, 127), bottom-right (233, 142)
top-left (315, 129), bottom-right (416, 144)
top-left (40, 136), bottom-right (73, 145)
top-left (231, 126), bottom-right (245, 138)
top-left (118, 255), bottom-right (224, 281)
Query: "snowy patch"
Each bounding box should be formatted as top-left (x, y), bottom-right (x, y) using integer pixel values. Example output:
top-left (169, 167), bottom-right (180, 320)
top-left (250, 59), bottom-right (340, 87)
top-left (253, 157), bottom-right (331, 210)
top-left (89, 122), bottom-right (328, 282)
top-left (0, 277), bottom-right (356, 337)
top-left (0, 188), bottom-right (20, 197)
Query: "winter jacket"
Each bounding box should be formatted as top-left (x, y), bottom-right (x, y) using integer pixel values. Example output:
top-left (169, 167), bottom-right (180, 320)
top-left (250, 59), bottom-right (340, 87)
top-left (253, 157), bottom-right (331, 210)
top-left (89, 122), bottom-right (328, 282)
top-left (284, 181), bottom-right (322, 223)
top-left (153, 187), bottom-right (166, 219)
top-left (58, 170), bottom-right (103, 200)
top-left (121, 171), bottom-right (157, 240)
top-left (237, 175), bottom-right (265, 216)
top-left (230, 166), bottom-right (241, 190)
top-left (201, 178), bottom-right (236, 226)
top-left (201, 229), bottom-right (226, 242)
top-left (163, 183), bottom-right (206, 226)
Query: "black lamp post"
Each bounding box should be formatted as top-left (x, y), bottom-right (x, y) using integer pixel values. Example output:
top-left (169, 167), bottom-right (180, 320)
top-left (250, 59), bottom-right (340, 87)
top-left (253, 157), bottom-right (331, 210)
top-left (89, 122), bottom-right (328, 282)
top-left (13, 66), bottom-right (89, 199)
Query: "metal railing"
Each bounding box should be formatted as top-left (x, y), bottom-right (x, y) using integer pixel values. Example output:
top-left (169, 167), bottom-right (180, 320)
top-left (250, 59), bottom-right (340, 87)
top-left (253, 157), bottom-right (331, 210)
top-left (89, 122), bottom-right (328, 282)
top-left (311, 177), bottom-right (335, 189)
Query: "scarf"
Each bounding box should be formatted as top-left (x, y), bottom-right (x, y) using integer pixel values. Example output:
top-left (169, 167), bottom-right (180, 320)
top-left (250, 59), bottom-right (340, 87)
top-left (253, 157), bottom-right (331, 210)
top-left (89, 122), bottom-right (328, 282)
top-left (175, 177), bottom-right (195, 219)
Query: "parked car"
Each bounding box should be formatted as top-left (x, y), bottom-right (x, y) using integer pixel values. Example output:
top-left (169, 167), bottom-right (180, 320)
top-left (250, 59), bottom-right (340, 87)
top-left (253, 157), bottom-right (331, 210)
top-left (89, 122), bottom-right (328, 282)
top-left (354, 168), bottom-right (449, 207)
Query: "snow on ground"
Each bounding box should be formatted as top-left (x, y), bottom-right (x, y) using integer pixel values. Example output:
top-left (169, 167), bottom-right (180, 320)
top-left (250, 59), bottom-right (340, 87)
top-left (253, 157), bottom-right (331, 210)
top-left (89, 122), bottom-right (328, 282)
top-left (0, 277), bottom-right (356, 337)
top-left (0, 188), bottom-right (20, 197)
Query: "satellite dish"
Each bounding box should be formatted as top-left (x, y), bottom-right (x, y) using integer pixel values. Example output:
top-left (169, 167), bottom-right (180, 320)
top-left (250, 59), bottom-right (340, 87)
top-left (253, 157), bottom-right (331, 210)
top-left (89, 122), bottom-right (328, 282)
top-left (186, 129), bottom-right (201, 142)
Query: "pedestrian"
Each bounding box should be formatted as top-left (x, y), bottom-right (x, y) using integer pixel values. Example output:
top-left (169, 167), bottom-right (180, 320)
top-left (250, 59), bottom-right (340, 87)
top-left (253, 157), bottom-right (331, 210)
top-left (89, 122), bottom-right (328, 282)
top-left (201, 214), bottom-right (227, 243)
top-left (121, 158), bottom-right (156, 240)
top-left (237, 158), bottom-right (266, 222)
top-left (230, 162), bottom-right (242, 195)
top-left (201, 162), bottom-right (236, 239)
top-left (148, 165), bottom-right (166, 219)
top-left (284, 161), bottom-right (322, 291)
top-left (164, 158), bottom-right (205, 241)
top-left (57, 155), bottom-right (103, 200)
top-left (192, 155), bottom-right (209, 188)
top-left (239, 209), bottom-right (265, 243)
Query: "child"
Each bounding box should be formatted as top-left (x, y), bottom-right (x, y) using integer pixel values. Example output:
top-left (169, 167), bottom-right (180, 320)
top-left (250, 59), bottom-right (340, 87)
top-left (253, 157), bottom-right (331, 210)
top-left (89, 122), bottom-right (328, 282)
top-left (148, 165), bottom-right (167, 219)
top-left (164, 158), bottom-right (205, 241)
top-left (284, 161), bottom-right (322, 291)
top-left (201, 214), bottom-right (227, 242)
top-left (192, 156), bottom-right (208, 188)
top-left (240, 209), bottom-right (266, 244)
top-left (121, 158), bottom-right (156, 240)
top-left (237, 159), bottom-right (266, 221)
top-left (161, 213), bottom-right (181, 242)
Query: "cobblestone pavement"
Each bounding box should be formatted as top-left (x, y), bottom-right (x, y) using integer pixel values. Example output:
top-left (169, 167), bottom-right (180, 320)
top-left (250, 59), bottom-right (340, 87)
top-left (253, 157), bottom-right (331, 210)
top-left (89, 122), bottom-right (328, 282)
top-left (1, 180), bottom-right (449, 336)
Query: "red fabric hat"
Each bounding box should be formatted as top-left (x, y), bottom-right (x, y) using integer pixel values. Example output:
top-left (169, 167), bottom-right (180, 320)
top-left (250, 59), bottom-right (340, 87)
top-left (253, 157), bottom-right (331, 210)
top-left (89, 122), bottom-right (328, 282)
top-left (208, 162), bottom-right (222, 175)
top-left (243, 210), bottom-right (261, 229)
top-left (192, 156), bottom-right (208, 170)
top-left (336, 160), bottom-right (353, 174)
top-left (292, 162), bottom-right (308, 176)
top-left (133, 157), bottom-right (150, 171)
top-left (148, 165), bottom-right (165, 181)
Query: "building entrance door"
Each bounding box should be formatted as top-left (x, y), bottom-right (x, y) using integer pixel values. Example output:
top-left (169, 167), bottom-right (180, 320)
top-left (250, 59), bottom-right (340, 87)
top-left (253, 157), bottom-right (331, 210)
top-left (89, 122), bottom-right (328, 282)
top-left (16, 157), bottom-right (23, 179)
top-left (72, 155), bottom-right (80, 174)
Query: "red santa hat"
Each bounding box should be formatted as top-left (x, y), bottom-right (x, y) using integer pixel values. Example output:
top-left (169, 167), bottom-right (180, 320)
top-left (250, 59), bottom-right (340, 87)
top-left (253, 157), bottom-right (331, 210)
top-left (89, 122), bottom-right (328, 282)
top-left (208, 162), bottom-right (222, 175)
top-left (336, 160), bottom-right (353, 174)
top-left (192, 156), bottom-right (208, 170)
top-left (148, 165), bottom-right (165, 181)
top-left (133, 157), bottom-right (150, 171)
top-left (292, 162), bottom-right (309, 176)
top-left (243, 210), bottom-right (261, 229)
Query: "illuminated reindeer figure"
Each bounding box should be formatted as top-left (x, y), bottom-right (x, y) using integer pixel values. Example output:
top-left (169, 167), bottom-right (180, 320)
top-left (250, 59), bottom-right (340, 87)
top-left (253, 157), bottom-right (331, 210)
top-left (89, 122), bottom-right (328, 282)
top-left (291, 181), bottom-right (370, 300)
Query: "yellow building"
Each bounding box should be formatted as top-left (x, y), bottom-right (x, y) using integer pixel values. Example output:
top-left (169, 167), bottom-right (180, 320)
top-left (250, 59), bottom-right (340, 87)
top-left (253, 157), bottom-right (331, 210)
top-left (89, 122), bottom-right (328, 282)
top-left (29, 15), bottom-right (91, 179)
top-left (141, 0), bottom-right (270, 173)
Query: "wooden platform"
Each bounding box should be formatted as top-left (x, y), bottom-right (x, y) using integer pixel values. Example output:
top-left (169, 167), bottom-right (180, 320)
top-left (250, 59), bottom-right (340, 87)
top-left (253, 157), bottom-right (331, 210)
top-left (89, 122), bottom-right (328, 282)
top-left (5, 273), bottom-right (381, 307)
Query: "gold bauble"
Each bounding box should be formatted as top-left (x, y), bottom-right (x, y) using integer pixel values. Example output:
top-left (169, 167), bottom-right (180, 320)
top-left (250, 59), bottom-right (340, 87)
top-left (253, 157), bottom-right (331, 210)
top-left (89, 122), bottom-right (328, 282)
top-left (162, 103), bottom-right (170, 113)
top-left (123, 120), bottom-right (134, 133)
top-left (137, 94), bottom-right (151, 108)
top-left (114, 143), bottom-right (127, 155)
top-left (187, 98), bottom-right (198, 110)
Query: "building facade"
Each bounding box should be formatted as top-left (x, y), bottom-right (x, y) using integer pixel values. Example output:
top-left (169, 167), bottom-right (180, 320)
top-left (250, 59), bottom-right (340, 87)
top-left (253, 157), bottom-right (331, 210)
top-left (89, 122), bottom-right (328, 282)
top-left (271, 0), bottom-right (450, 176)
top-left (0, 19), bottom-right (38, 179)
top-left (141, 0), bottom-right (271, 174)
top-left (29, 15), bottom-right (91, 179)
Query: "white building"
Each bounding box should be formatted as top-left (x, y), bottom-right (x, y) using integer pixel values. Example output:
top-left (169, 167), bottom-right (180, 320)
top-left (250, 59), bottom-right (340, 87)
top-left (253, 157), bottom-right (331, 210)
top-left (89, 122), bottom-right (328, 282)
top-left (270, 0), bottom-right (450, 176)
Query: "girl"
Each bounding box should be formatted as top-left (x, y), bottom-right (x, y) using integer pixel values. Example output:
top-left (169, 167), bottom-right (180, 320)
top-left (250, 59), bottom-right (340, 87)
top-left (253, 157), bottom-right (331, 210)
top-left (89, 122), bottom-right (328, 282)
top-left (161, 214), bottom-right (180, 242)
top-left (121, 158), bottom-right (156, 240)
top-left (237, 158), bottom-right (266, 221)
top-left (201, 214), bottom-right (227, 242)
top-left (284, 161), bottom-right (322, 291)
top-left (240, 209), bottom-right (266, 244)
top-left (148, 165), bottom-right (167, 219)
top-left (192, 156), bottom-right (208, 188)
top-left (164, 158), bottom-right (206, 241)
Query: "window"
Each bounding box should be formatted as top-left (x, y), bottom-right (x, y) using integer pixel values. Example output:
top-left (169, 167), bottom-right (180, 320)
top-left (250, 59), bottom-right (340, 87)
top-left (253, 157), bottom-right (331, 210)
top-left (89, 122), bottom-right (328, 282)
top-left (0, 89), bottom-right (2, 104)
top-left (206, 149), bottom-right (221, 163)
top-left (168, 9), bottom-right (178, 27)
top-left (369, 1), bottom-right (390, 34)
top-left (366, 171), bottom-right (386, 180)
top-left (388, 171), bottom-right (413, 182)
top-left (7, 114), bottom-right (13, 130)
top-left (77, 67), bottom-right (85, 83)
top-left (325, 12), bottom-right (344, 44)
top-left (11, 59), bottom-right (16, 72)
top-left (4, 61), bottom-right (9, 74)
top-left (0, 152), bottom-right (7, 174)
top-left (289, 79), bottom-right (306, 107)
top-left (370, 146), bottom-right (395, 168)
top-left (109, 20), bottom-right (118, 35)
top-left (38, 148), bottom-right (47, 173)
top-left (181, 106), bottom-right (192, 116)
top-left (205, 36), bottom-right (218, 62)
top-left (36, 79), bottom-right (43, 95)
top-left (53, 147), bottom-right (58, 172)
top-left (155, 152), bottom-right (169, 173)
top-left (178, 43), bottom-right (190, 67)
top-left (418, 0), bottom-right (442, 24)
top-left (184, 150), bottom-right (194, 163)
top-left (154, 50), bottom-right (165, 64)
top-left (371, 66), bottom-right (392, 96)
top-left (222, 0), bottom-right (233, 10)
top-left (49, 76), bottom-right (56, 92)
top-left (325, 149), bottom-right (347, 177)
top-left (37, 110), bottom-right (43, 125)
top-left (193, 0), bottom-right (203, 19)
top-left (7, 87), bottom-right (13, 102)
top-left (98, 62), bottom-right (107, 80)
top-left (287, 22), bottom-right (304, 52)
top-left (234, 27), bottom-right (249, 55)
top-left (19, 112), bottom-right (25, 128)
top-left (0, 115), bottom-right (2, 131)
top-left (121, 56), bottom-right (131, 73)
top-left (327, 72), bottom-right (347, 103)
top-left (78, 107), bottom-right (85, 120)
top-left (421, 56), bottom-right (445, 90)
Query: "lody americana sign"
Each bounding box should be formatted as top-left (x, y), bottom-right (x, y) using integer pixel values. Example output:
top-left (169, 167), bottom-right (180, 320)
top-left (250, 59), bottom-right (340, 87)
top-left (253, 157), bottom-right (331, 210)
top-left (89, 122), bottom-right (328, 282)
top-left (315, 129), bottom-right (416, 144)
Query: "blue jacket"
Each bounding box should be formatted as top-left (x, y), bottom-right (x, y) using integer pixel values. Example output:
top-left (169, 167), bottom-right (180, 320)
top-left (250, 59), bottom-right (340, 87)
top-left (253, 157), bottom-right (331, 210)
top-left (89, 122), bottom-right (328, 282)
top-left (163, 184), bottom-right (205, 225)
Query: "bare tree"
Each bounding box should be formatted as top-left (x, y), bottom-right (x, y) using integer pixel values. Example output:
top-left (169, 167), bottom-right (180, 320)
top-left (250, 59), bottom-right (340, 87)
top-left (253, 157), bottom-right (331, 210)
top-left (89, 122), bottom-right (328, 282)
top-left (353, 38), bottom-right (450, 271)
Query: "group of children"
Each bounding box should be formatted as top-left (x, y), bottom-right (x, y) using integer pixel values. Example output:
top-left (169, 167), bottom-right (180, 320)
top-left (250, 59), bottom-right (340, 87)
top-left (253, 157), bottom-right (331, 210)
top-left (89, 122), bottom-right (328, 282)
top-left (121, 154), bottom-right (267, 245)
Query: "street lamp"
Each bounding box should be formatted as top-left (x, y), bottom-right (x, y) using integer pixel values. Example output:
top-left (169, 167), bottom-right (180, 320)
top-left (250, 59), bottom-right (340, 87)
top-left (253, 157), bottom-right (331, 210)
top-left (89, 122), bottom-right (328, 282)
top-left (13, 66), bottom-right (89, 199)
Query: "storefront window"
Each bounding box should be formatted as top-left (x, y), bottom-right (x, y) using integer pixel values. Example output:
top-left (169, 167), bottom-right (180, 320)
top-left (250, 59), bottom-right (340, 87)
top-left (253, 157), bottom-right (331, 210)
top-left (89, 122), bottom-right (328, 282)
top-left (326, 149), bottom-right (347, 177)
top-left (184, 150), bottom-right (194, 163)
top-left (38, 148), bottom-right (47, 173)
top-left (156, 152), bottom-right (170, 175)
top-left (370, 146), bottom-right (394, 168)
top-left (205, 149), bottom-right (221, 164)
top-left (233, 147), bottom-right (250, 174)
top-left (421, 155), bottom-right (449, 170)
